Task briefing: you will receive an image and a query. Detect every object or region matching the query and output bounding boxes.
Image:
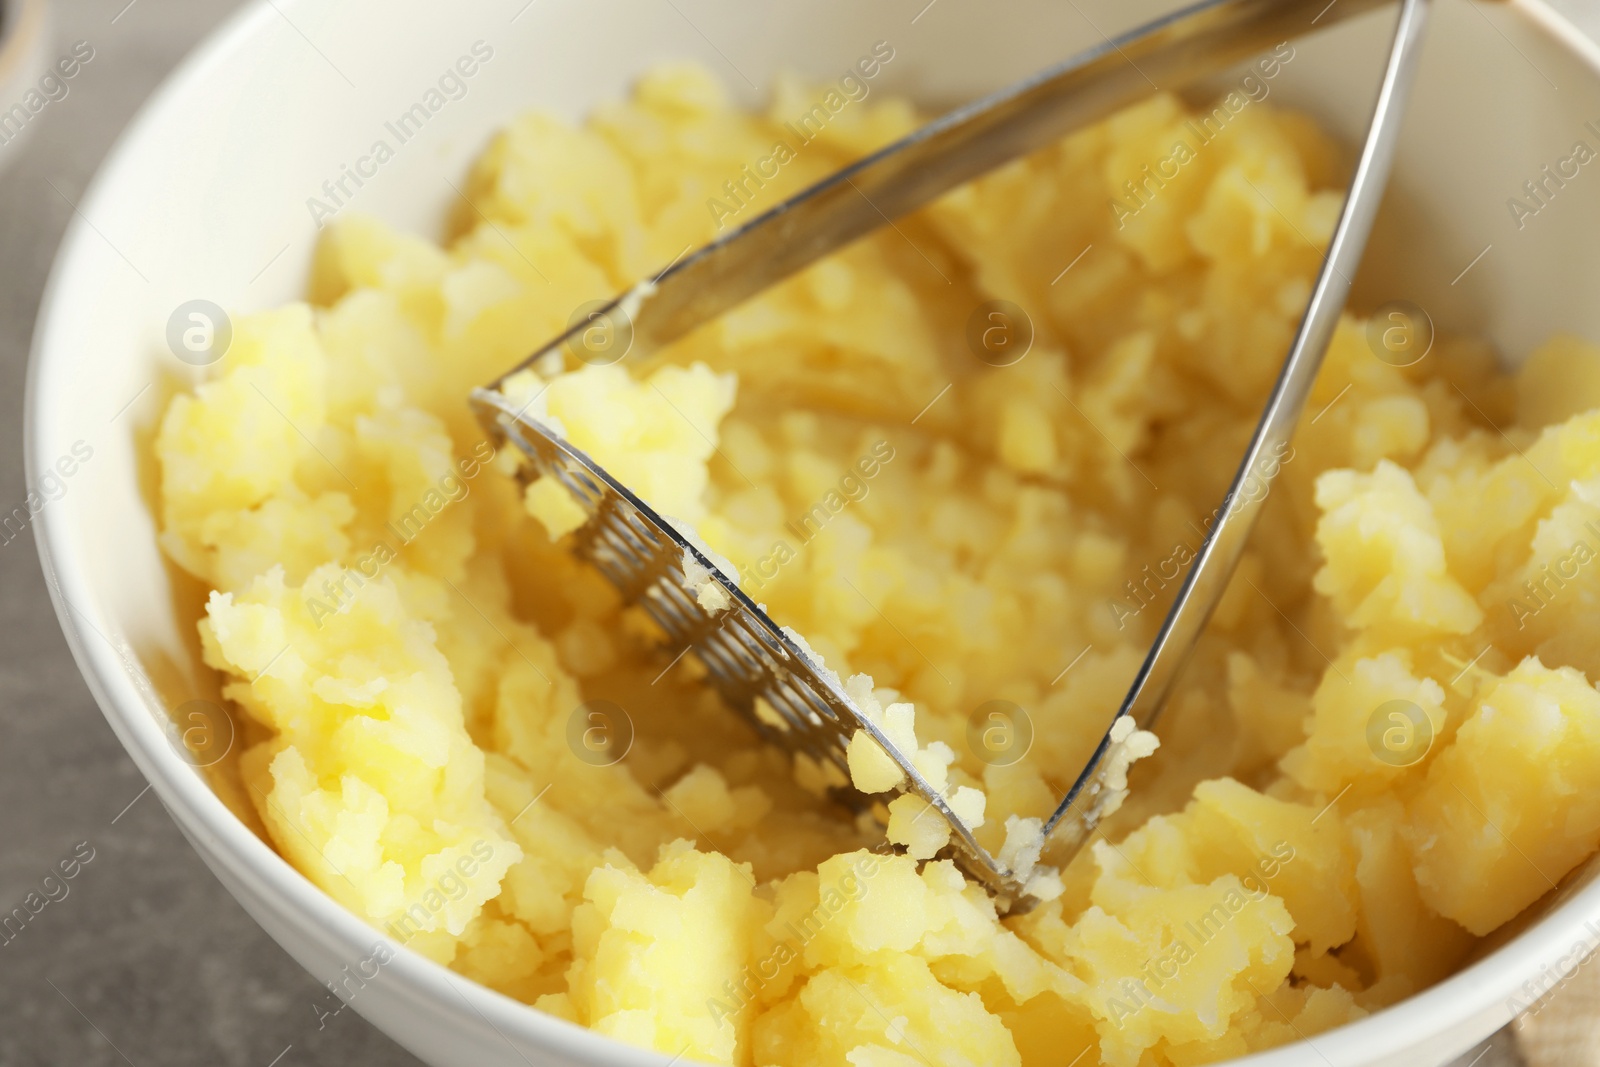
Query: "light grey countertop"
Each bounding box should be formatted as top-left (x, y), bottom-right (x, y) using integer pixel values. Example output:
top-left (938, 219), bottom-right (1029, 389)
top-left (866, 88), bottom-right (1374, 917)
top-left (1, 1), bottom-right (1594, 1065)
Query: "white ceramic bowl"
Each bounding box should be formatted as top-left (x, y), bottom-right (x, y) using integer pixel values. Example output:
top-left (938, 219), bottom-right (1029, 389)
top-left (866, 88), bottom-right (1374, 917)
top-left (25, 1), bottom-right (1600, 1064)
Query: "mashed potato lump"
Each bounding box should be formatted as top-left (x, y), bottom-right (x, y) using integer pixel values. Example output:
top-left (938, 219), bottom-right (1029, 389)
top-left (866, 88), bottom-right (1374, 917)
top-left (155, 64), bottom-right (1600, 1066)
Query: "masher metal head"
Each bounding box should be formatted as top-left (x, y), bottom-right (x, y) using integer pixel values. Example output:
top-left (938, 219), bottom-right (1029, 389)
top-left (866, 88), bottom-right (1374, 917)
top-left (472, 0), bottom-right (1431, 911)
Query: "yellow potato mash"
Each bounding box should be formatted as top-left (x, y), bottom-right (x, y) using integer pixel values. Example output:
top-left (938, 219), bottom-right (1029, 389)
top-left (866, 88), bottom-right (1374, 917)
top-left (155, 64), bottom-right (1600, 1066)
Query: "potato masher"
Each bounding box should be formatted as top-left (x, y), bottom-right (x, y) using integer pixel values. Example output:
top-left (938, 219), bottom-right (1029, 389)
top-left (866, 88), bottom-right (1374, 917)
top-left (471, 0), bottom-right (1431, 910)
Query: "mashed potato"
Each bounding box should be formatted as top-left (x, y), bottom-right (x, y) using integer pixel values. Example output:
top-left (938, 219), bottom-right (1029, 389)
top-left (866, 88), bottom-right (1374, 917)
top-left (155, 64), bottom-right (1600, 1066)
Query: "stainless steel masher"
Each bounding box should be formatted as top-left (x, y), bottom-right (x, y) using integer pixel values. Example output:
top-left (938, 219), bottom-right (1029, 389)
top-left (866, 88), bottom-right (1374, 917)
top-left (471, 0), bottom-right (1431, 910)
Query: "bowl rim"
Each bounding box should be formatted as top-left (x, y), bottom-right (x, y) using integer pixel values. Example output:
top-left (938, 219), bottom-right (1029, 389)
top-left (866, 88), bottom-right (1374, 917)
top-left (24, 0), bottom-right (1600, 1064)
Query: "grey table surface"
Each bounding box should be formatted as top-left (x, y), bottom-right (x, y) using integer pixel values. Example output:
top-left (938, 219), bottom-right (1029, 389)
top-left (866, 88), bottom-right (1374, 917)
top-left (2, 1), bottom-right (1596, 1065)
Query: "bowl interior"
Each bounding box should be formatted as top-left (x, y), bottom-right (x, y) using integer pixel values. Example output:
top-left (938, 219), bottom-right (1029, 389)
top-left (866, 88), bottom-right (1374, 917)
top-left (27, 1), bottom-right (1600, 1064)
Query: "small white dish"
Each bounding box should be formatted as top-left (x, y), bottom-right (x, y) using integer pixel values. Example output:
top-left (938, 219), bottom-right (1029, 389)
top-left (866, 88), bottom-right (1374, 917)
top-left (0, 0), bottom-right (57, 171)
